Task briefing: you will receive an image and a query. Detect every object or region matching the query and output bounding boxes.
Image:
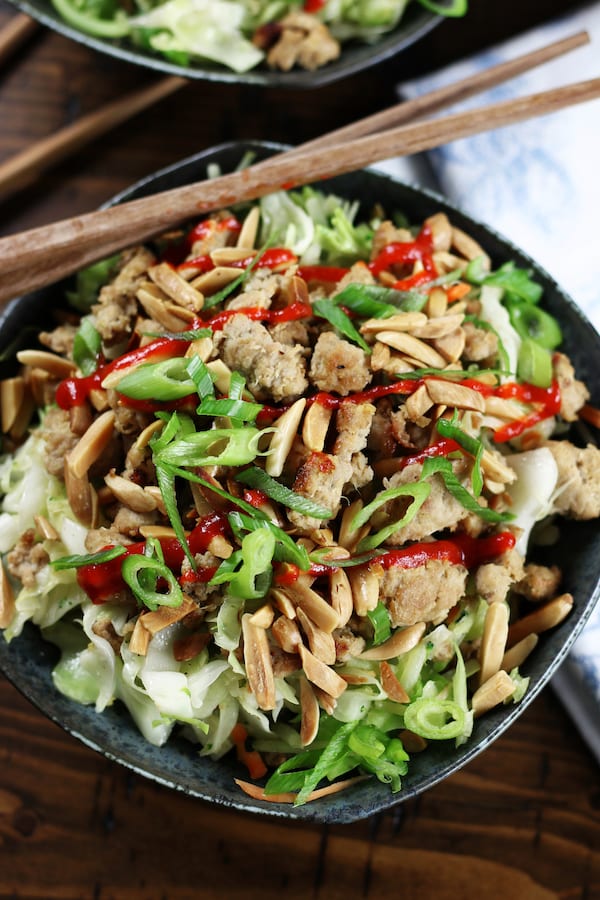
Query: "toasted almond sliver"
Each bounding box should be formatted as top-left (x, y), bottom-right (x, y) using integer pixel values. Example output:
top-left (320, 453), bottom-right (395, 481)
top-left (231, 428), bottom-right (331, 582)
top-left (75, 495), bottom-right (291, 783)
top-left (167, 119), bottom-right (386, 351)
top-left (471, 669), bottom-right (515, 717)
top-left (249, 603), bottom-right (275, 630)
top-left (451, 226), bottom-right (491, 266)
top-left (484, 396), bottom-right (526, 421)
top-left (205, 359), bottom-right (233, 395)
top-left (34, 515), bottom-right (59, 541)
top-left (359, 622), bottom-right (426, 661)
top-left (8, 386), bottom-right (36, 439)
top-left (425, 212), bottom-right (453, 252)
top-left (329, 568), bottom-right (354, 628)
top-left (478, 601), bottom-right (510, 686)
top-left (190, 266), bottom-right (241, 295)
top-left (272, 614), bottom-right (302, 652)
top-left (137, 285), bottom-right (194, 332)
top-left (0, 559), bottom-right (15, 629)
top-left (236, 205), bottom-right (260, 249)
top-left (283, 581), bottom-right (339, 633)
top-left (432, 327), bottom-right (466, 364)
top-left (265, 397), bottom-right (306, 477)
top-left (129, 617), bottom-right (151, 656)
top-left (426, 286), bottom-right (448, 318)
top-left (270, 588), bottom-right (297, 620)
top-left (210, 247), bottom-right (253, 265)
top-left (425, 382), bottom-right (484, 415)
top-left (141, 598), bottom-right (195, 636)
top-left (64, 464), bottom-right (98, 528)
top-left (501, 633), bottom-right (539, 671)
top-left (67, 410), bottom-right (116, 479)
top-left (207, 534), bottom-right (234, 559)
top-left (376, 332), bottom-right (447, 369)
top-left (296, 607), bottom-right (336, 665)
top-left (380, 661), bottom-right (410, 703)
top-left (338, 499), bottom-right (368, 553)
top-left (300, 675), bottom-right (320, 747)
top-left (347, 567), bottom-right (379, 617)
top-left (299, 644), bottom-right (347, 699)
top-left (411, 313), bottom-right (465, 340)
top-left (148, 262), bottom-right (204, 312)
top-left (360, 312), bottom-right (427, 334)
top-left (185, 336), bottom-right (213, 362)
top-left (480, 449), bottom-right (517, 486)
top-left (399, 729), bottom-right (428, 752)
top-left (104, 472), bottom-right (158, 513)
top-left (507, 593), bottom-right (573, 648)
top-left (0, 376), bottom-right (25, 433)
top-left (405, 383), bottom-right (434, 421)
top-left (16, 350), bottom-right (76, 378)
top-left (242, 613), bottom-right (276, 710)
top-left (301, 401), bottom-right (332, 454)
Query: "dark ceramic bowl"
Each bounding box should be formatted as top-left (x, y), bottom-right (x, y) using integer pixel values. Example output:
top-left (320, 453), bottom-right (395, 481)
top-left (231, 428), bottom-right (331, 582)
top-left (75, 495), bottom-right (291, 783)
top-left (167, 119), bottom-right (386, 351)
top-left (1, 141), bottom-right (599, 824)
top-left (8, 0), bottom-right (440, 88)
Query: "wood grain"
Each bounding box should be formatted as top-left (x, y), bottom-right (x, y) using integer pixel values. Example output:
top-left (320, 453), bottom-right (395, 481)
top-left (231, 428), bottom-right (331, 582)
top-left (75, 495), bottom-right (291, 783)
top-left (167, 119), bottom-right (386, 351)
top-left (0, 0), bottom-right (599, 896)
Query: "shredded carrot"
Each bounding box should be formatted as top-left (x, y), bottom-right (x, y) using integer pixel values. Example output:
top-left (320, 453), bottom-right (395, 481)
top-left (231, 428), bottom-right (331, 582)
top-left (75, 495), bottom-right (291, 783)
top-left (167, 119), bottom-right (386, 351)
top-left (579, 403), bottom-right (600, 429)
top-left (234, 774), bottom-right (369, 804)
top-left (445, 281), bottom-right (471, 303)
top-left (230, 724), bottom-right (268, 780)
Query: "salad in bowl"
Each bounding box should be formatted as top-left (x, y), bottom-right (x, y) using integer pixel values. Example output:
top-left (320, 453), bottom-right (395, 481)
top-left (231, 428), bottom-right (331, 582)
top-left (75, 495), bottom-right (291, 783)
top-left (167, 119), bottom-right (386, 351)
top-left (1, 144), bottom-right (599, 818)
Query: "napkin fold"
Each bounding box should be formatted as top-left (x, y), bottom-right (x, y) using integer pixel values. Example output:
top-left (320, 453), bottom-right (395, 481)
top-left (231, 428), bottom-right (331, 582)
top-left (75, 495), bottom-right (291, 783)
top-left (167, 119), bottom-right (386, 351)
top-left (378, 4), bottom-right (600, 762)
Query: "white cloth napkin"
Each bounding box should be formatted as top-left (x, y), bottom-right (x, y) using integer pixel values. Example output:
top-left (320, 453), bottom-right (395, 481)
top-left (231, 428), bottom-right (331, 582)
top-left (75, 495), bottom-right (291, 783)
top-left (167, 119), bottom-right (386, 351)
top-left (376, 4), bottom-right (600, 762)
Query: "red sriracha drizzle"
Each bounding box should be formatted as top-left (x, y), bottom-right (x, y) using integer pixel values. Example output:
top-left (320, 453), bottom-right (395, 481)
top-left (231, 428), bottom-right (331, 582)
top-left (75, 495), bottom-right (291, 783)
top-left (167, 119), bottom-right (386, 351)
top-left (368, 225), bottom-right (435, 278)
top-left (204, 302), bottom-right (313, 332)
top-left (369, 531), bottom-right (516, 573)
top-left (77, 512), bottom-right (229, 604)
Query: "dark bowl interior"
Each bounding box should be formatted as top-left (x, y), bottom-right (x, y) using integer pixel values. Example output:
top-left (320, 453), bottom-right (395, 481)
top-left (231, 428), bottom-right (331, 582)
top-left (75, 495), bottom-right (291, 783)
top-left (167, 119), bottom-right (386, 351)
top-left (1, 140), bottom-right (599, 824)
top-left (7, 0), bottom-right (440, 88)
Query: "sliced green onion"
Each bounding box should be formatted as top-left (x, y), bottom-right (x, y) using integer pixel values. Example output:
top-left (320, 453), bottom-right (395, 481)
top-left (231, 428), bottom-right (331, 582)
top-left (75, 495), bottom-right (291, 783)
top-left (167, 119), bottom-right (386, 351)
top-left (517, 338), bottom-right (553, 388)
top-left (115, 357), bottom-right (195, 401)
top-left (332, 284), bottom-right (399, 319)
top-left (421, 456), bottom-right (513, 524)
top-left (142, 327), bottom-right (212, 342)
top-left (72, 318), bottom-right (102, 376)
top-left (235, 466), bottom-right (332, 519)
top-left (403, 697), bottom-right (467, 740)
top-left (416, 0), bottom-right (468, 17)
top-left (348, 724), bottom-right (386, 760)
top-left (435, 413), bottom-right (484, 496)
top-left (227, 510), bottom-right (311, 571)
top-left (312, 298), bottom-right (371, 352)
top-left (211, 529), bottom-right (275, 600)
top-left (202, 243), bottom-right (272, 309)
top-left (122, 553), bottom-right (184, 611)
top-left (186, 355), bottom-right (215, 400)
top-left (294, 721), bottom-right (356, 806)
top-left (367, 602), bottom-right (392, 646)
top-left (352, 482), bottom-right (431, 551)
top-left (155, 426), bottom-right (262, 469)
top-left (50, 0), bottom-right (131, 37)
top-left (506, 299), bottom-right (562, 349)
top-left (196, 397), bottom-right (263, 423)
top-left (51, 546), bottom-right (126, 571)
top-left (308, 548), bottom-right (379, 568)
top-left (155, 464), bottom-right (195, 569)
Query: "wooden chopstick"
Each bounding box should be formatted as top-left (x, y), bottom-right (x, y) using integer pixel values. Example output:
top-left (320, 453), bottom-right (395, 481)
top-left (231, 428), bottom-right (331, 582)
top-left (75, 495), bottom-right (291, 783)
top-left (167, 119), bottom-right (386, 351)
top-left (0, 12), bottom-right (39, 69)
top-left (0, 30), bottom-right (588, 198)
top-left (0, 76), bottom-right (186, 197)
top-left (0, 75), bottom-right (599, 304)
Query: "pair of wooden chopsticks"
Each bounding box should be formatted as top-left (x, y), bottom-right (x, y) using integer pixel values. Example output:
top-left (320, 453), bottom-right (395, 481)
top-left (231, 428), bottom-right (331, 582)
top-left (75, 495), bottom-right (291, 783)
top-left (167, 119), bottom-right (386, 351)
top-left (0, 28), bottom-right (597, 305)
top-left (0, 12), bottom-right (39, 69)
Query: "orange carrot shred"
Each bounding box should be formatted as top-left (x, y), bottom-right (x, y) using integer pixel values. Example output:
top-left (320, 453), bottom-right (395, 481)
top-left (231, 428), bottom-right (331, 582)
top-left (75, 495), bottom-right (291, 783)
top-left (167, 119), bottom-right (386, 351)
top-left (445, 282), bottom-right (471, 303)
top-left (230, 724), bottom-right (268, 780)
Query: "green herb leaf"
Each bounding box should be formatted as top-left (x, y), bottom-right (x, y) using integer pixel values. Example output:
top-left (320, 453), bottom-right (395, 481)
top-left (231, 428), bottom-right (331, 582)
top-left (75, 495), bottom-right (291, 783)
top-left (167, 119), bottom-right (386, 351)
top-left (367, 602), bottom-right (392, 645)
top-left (312, 298), bottom-right (371, 352)
top-left (72, 318), bottom-right (102, 376)
top-left (51, 546), bottom-right (126, 570)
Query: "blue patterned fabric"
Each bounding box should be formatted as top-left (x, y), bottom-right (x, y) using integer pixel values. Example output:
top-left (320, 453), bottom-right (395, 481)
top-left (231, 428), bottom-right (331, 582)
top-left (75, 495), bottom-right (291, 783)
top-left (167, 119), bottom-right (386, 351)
top-left (378, 5), bottom-right (600, 761)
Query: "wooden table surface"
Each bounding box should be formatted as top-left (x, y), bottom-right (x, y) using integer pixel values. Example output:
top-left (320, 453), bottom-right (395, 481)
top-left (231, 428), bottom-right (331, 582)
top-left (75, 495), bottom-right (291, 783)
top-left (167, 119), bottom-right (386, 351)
top-left (1, 0), bottom-right (599, 896)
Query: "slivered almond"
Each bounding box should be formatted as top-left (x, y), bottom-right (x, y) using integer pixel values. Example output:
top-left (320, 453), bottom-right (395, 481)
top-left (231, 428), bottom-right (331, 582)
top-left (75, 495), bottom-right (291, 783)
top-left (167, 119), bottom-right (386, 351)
top-left (405, 383), bottom-right (434, 421)
top-left (34, 515), bottom-right (58, 541)
top-left (16, 349), bottom-right (76, 378)
top-left (140, 525), bottom-right (186, 540)
top-left (471, 669), bottom-right (515, 717)
top-left (479, 601), bottom-right (509, 686)
top-left (143, 486), bottom-right (167, 515)
top-left (313, 685), bottom-right (337, 715)
top-left (425, 212), bottom-right (452, 252)
top-left (501, 633), bottom-right (539, 671)
top-left (64, 465), bottom-right (98, 527)
top-left (432, 328), bottom-right (466, 363)
top-left (0, 559), bottom-right (15, 629)
top-left (399, 729), bottom-right (428, 753)
top-left (270, 588), bottom-right (297, 620)
top-left (8, 387), bottom-right (36, 439)
top-left (484, 396), bottom-right (526, 420)
top-left (185, 336), bottom-right (213, 361)
top-left (301, 401), bottom-right (332, 453)
top-left (242, 613), bottom-right (276, 710)
top-left (359, 622), bottom-right (426, 661)
top-left (296, 607), bottom-right (336, 665)
top-left (300, 675), bottom-right (320, 746)
top-left (137, 284), bottom-right (194, 332)
top-left (432, 251), bottom-right (466, 275)
top-left (69, 403), bottom-right (93, 437)
top-left (425, 379), bottom-right (485, 412)
top-left (236, 205), bottom-right (260, 249)
top-left (376, 332), bottom-right (447, 369)
top-left (480, 449), bottom-right (517, 486)
top-left (426, 287), bottom-right (448, 317)
top-left (249, 603), bottom-right (275, 629)
top-left (451, 226), bottom-right (490, 266)
top-left (211, 247), bottom-right (253, 265)
top-left (141, 598), bottom-right (195, 635)
top-left (347, 568), bottom-right (379, 617)
top-left (329, 568), bottom-right (353, 627)
top-left (207, 534), bottom-right (233, 559)
top-left (27, 368), bottom-right (50, 407)
top-left (133, 419), bottom-right (164, 451)
top-left (148, 262), bottom-right (205, 311)
top-left (380, 661), bottom-right (410, 703)
top-left (89, 388), bottom-right (109, 412)
top-left (316, 546), bottom-right (350, 562)
top-left (411, 313), bottom-right (465, 340)
top-left (205, 359), bottom-right (233, 395)
top-left (299, 644), bottom-right (347, 698)
top-left (266, 397), bottom-right (306, 477)
top-left (360, 312), bottom-right (427, 334)
top-left (283, 581), bottom-right (339, 633)
top-left (0, 376), bottom-right (25, 433)
top-left (272, 615), bottom-right (302, 652)
top-left (190, 266), bottom-right (241, 295)
top-left (338, 500), bottom-right (369, 552)
top-left (129, 617), bottom-right (151, 656)
top-left (161, 301), bottom-right (197, 323)
top-left (101, 364), bottom-right (141, 390)
top-left (507, 593), bottom-right (573, 648)
top-left (104, 472), bottom-right (157, 513)
top-left (67, 410), bottom-right (116, 479)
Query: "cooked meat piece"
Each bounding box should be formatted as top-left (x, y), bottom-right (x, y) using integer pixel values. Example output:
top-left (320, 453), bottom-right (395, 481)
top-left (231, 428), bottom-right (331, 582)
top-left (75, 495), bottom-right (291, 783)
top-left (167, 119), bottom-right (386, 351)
top-left (112, 506), bottom-right (158, 537)
top-left (85, 526), bottom-right (133, 553)
top-left (390, 407), bottom-right (428, 450)
top-left (187, 211), bottom-right (239, 258)
top-left (288, 451), bottom-right (352, 533)
top-left (6, 529), bottom-right (49, 588)
top-left (181, 552), bottom-right (222, 612)
top-left (370, 221), bottom-right (413, 260)
top-left (543, 440), bottom-right (600, 520)
top-left (271, 646), bottom-right (302, 677)
top-left (226, 267), bottom-right (287, 311)
top-left (332, 262), bottom-right (375, 295)
top-left (553, 352), bottom-right (590, 421)
top-left (333, 626), bottom-right (366, 663)
top-left (378, 559), bottom-right (468, 626)
top-left (374, 463), bottom-right (468, 545)
top-left (474, 548), bottom-right (525, 604)
top-left (333, 402), bottom-right (375, 457)
top-left (38, 324), bottom-right (78, 357)
top-left (514, 563), bottom-right (562, 602)
top-left (462, 321), bottom-right (498, 363)
top-left (269, 320), bottom-right (310, 347)
top-left (267, 12), bottom-right (339, 72)
top-left (107, 398), bottom-right (153, 438)
top-left (92, 247), bottom-right (155, 350)
top-left (215, 314), bottom-right (307, 402)
top-left (41, 406), bottom-right (79, 478)
top-left (309, 332), bottom-right (371, 396)
top-left (367, 401), bottom-right (397, 459)
top-left (346, 452), bottom-right (374, 491)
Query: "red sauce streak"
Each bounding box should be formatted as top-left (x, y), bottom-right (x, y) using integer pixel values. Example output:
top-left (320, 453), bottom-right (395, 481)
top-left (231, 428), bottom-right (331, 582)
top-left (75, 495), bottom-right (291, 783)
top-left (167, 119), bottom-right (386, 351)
top-left (397, 437), bottom-right (462, 469)
top-left (368, 225), bottom-right (434, 276)
top-left (186, 215), bottom-right (241, 248)
top-left (307, 380), bottom-right (422, 411)
top-left (304, 0), bottom-right (325, 10)
top-left (229, 248), bottom-right (298, 270)
top-left (492, 381), bottom-right (561, 443)
top-left (177, 254), bottom-right (214, 276)
top-left (297, 265), bottom-right (350, 283)
top-left (274, 563), bottom-right (300, 586)
top-left (204, 302), bottom-right (313, 332)
top-left (243, 489), bottom-right (269, 508)
top-left (56, 337), bottom-right (189, 410)
top-left (370, 531), bottom-right (515, 573)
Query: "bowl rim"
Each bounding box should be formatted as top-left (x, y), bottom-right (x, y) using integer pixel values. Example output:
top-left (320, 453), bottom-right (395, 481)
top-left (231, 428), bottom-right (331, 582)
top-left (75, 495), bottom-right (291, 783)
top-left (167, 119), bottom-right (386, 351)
top-left (1, 138), bottom-right (599, 824)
